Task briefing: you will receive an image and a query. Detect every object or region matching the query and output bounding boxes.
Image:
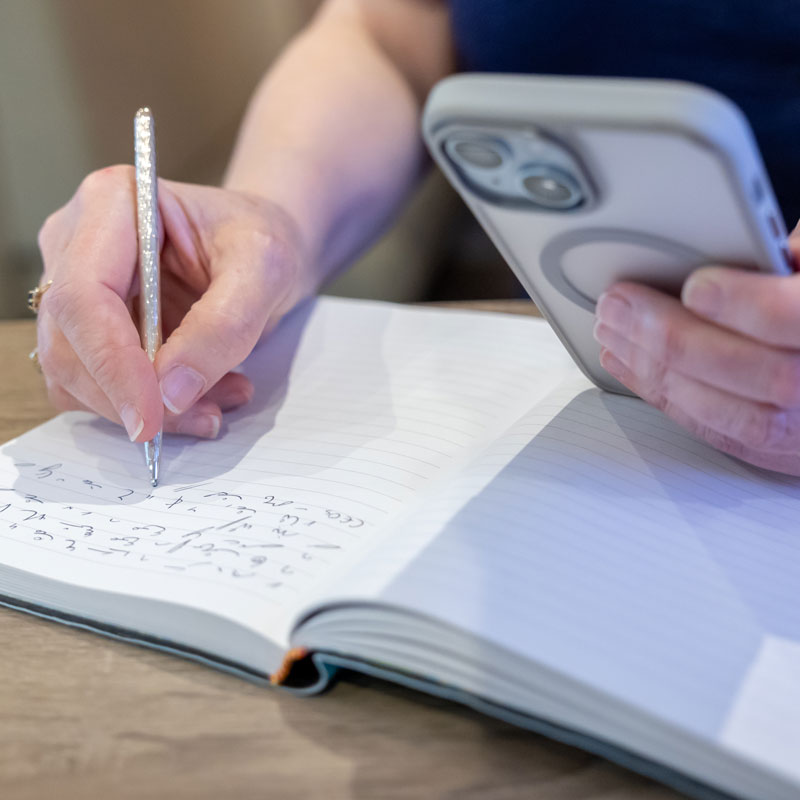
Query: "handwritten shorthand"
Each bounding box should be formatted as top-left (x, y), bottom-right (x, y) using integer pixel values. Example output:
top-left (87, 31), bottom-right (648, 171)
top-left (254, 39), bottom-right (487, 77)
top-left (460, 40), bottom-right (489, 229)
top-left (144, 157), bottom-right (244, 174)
top-left (0, 454), bottom-right (383, 605)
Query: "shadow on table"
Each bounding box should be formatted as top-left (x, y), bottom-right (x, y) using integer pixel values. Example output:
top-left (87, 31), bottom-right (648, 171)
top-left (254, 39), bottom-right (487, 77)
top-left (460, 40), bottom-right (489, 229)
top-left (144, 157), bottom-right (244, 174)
top-left (275, 671), bottom-right (679, 799)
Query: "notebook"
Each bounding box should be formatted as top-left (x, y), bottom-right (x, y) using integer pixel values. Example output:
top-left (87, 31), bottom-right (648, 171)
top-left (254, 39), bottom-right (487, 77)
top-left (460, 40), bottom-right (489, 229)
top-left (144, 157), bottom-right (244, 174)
top-left (1, 297), bottom-right (798, 800)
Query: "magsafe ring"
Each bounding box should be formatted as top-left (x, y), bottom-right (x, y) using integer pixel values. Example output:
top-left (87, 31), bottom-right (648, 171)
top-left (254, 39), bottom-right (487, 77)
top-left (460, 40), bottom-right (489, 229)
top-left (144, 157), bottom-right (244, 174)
top-left (539, 228), bottom-right (709, 312)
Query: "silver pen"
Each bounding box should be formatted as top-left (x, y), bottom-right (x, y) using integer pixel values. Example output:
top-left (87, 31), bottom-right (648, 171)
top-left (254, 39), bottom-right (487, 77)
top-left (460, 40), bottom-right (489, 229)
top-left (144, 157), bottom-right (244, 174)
top-left (133, 108), bottom-right (162, 486)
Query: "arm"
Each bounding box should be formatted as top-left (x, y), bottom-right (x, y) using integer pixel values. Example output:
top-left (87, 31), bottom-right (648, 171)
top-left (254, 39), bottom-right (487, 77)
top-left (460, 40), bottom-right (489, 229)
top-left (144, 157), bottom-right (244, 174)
top-left (225, 0), bottom-right (454, 285)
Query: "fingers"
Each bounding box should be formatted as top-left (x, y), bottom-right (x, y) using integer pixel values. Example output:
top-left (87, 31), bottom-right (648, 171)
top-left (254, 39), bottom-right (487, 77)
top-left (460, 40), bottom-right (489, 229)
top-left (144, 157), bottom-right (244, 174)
top-left (154, 228), bottom-right (295, 415)
top-left (594, 278), bottom-right (800, 471)
top-left (204, 372), bottom-right (254, 411)
top-left (598, 349), bottom-right (800, 473)
top-left (41, 373), bottom-right (234, 441)
top-left (38, 314), bottom-right (252, 437)
top-left (37, 312), bottom-right (119, 421)
top-left (595, 284), bottom-right (800, 408)
top-left (596, 334), bottom-right (800, 453)
top-left (164, 397), bottom-right (222, 438)
top-left (682, 266), bottom-right (800, 349)
top-left (42, 280), bottom-right (163, 441)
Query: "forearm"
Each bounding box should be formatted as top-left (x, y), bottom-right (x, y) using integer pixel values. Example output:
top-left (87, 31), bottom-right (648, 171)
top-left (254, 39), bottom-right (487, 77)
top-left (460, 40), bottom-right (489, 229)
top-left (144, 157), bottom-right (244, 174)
top-left (223, 0), bottom-right (453, 289)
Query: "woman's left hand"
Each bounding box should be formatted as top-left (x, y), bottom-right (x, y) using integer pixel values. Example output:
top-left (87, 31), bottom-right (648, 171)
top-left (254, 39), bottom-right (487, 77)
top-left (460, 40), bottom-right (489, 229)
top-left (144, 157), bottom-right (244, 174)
top-left (593, 231), bottom-right (800, 475)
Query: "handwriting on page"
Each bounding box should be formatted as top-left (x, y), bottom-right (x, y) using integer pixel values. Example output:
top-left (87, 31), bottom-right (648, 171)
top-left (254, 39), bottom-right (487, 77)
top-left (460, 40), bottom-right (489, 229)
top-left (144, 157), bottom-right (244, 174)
top-left (0, 458), bottom-right (374, 605)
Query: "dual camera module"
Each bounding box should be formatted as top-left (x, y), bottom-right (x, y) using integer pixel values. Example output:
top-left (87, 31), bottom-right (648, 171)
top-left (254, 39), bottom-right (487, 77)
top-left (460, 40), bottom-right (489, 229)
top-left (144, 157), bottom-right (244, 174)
top-left (443, 128), bottom-right (592, 211)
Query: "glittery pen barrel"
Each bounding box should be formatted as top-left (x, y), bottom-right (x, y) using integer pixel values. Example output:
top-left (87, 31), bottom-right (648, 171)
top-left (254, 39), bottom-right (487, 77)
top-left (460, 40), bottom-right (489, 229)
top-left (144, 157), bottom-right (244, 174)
top-left (133, 108), bottom-right (162, 486)
top-left (134, 108), bottom-right (161, 360)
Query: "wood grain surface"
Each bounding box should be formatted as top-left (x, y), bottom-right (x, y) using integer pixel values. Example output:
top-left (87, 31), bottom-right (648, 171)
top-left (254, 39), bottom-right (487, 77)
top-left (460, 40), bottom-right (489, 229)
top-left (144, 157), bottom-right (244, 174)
top-left (0, 306), bottom-right (683, 800)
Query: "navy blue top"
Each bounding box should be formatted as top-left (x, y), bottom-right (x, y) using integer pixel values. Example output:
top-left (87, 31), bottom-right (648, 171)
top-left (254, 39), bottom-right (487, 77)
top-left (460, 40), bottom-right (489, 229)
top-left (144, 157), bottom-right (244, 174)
top-left (449, 0), bottom-right (800, 226)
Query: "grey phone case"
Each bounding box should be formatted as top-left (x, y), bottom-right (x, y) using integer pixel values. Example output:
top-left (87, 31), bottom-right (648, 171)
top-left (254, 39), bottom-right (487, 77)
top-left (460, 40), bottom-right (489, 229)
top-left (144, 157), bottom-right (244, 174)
top-left (423, 74), bottom-right (791, 393)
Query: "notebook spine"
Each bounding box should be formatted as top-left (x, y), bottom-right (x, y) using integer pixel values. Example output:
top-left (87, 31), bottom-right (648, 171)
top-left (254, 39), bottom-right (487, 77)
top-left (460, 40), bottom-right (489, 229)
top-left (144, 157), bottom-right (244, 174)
top-left (270, 647), bottom-right (310, 686)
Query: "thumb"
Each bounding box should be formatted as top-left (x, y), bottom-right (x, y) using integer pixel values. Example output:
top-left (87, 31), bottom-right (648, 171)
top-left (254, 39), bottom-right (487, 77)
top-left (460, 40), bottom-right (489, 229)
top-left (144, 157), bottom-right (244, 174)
top-left (155, 233), bottom-right (297, 414)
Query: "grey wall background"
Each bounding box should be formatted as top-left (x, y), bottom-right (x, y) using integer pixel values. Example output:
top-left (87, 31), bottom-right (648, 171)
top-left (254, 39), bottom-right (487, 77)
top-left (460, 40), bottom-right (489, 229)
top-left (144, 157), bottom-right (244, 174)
top-left (0, 0), bottom-right (515, 320)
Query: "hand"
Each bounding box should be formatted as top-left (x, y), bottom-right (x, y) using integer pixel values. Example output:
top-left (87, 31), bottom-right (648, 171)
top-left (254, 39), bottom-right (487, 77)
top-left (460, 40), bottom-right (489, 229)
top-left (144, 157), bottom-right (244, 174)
top-left (593, 232), bottom-right (800, 475)
top-left (36, 165), bottom-right (308, 441)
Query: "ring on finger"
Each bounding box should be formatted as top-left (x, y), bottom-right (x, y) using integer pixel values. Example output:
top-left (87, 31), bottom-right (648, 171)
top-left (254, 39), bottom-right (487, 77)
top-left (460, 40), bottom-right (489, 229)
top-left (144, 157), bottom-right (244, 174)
top-left (27, 279), bottom-right (53, 314)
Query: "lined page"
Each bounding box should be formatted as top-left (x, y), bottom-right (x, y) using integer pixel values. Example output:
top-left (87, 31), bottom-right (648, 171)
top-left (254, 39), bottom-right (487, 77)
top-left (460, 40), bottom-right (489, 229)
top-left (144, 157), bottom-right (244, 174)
top-left (0, 297), bottom-right (573, 649)
top-left (345, 377), bottom-right (800, 778)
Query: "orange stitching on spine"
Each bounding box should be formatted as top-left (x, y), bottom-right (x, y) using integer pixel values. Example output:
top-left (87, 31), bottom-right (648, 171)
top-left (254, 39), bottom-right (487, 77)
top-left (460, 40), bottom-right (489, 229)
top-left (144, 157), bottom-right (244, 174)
top-left (270, 647), bottom-right (309, 685)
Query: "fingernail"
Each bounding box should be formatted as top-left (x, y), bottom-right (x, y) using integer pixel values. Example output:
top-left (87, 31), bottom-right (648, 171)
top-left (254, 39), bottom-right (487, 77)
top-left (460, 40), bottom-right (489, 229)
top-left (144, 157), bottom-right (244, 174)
top-left (600, 349), bottom-right (626, 379)
top-left (593, 319), bottom-right (610, 345)
top-left (596, 292), bottom-right (632, 334)
top-left (120, 403), bottom-right (144, 441)
top-left (594, 322), bottom-right (633, 365)
top-left (160, 365), bottom-right (206, 415)
top-left (177, 414), bottom-right (220, 439)
top-left (683, 275), bottom-right (721, 318)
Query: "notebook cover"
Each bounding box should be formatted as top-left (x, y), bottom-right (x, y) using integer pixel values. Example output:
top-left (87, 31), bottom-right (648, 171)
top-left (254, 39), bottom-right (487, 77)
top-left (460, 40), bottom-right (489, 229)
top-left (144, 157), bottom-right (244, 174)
top-left (0, 596), bottom-right (751, 800)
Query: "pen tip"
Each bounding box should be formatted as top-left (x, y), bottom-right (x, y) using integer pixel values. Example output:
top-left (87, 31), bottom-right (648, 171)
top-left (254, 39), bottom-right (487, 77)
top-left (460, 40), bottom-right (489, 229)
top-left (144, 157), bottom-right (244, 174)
top-left (144, 431), bottom-right (161, 488)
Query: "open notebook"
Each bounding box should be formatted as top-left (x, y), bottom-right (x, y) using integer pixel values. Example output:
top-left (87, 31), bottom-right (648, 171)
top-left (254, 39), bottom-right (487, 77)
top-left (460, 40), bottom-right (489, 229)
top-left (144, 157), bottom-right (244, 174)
top-left (1, 297), bottom-right (799, 800)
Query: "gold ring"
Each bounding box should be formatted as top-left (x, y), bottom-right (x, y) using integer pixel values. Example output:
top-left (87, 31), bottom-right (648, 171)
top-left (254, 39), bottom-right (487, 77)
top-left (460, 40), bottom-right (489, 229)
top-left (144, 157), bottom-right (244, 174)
top-left (27, 279), bottom-right (53, 314)
top-left (29, 348), bottom-right (42, 373)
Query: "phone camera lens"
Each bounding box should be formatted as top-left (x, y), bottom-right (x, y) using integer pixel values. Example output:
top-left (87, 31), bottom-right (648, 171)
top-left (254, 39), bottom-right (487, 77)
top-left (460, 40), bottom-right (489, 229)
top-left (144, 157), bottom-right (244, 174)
top-left (520, 166), bottom-right (584, 209)
top-left (448, 138), bottom-right (508, 169)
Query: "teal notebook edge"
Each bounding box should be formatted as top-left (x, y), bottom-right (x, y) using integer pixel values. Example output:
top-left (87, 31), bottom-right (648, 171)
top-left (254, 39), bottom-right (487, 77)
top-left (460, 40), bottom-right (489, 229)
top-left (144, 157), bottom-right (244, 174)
top-left (0, 595), bottom-right (736, 800)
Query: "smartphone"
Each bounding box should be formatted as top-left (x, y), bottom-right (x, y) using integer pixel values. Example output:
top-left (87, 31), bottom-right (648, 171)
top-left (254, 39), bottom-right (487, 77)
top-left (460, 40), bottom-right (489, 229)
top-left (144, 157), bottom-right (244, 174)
top-left (422, 74), bottom-right (792, 394)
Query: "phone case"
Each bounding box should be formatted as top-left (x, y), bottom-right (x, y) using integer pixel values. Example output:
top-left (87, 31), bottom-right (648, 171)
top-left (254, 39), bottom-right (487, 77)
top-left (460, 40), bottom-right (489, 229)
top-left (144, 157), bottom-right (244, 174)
top-left (423, 74), bottom-right (791, 394)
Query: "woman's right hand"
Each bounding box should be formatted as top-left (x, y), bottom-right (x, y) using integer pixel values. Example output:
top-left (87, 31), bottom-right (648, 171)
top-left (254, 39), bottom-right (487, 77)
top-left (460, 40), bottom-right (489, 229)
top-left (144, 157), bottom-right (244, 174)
top-left (36, 165), bottom-right (310, 442)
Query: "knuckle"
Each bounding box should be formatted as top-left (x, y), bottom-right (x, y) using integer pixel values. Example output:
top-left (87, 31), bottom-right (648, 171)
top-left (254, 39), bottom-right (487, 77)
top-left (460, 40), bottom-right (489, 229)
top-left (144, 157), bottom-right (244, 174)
top-left (78, 165), bottom-right (134, 199)
top-left (658, 322), bottom-right (688, 369)
top-left (41, 279), bottom-right (78, 323)
top-left (642, 358), bottom-right (672, 399)
top-left (246, 227), bottom-right (295, 276)
top-left (243, 225), bottom-right (276, 254)
top-left (37, 210), bottom-right (63, 253)
top-left (766, 355), bottom-right (800, 408)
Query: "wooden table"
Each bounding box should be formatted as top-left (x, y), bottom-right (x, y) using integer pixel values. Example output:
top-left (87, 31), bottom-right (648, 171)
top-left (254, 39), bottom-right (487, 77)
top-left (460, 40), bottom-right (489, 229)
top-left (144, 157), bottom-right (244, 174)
top-left (0, 305), bottom-right (681, 800)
